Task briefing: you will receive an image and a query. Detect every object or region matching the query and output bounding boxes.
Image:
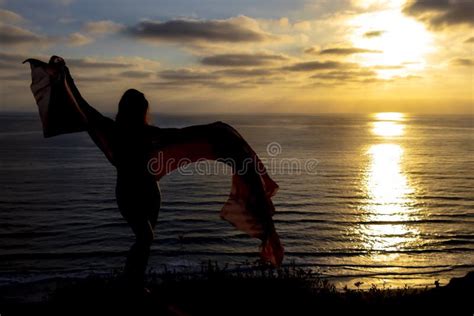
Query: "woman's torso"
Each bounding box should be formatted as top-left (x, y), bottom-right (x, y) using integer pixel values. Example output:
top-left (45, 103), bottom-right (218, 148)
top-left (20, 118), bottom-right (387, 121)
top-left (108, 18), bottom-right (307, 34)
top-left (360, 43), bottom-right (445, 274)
top-left (113, 124), bottom-right (160, 212)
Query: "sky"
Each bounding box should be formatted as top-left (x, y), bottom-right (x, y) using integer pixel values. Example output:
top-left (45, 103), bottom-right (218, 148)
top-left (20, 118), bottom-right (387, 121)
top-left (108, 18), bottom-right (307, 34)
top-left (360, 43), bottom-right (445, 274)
top-left (0, 0), bottom-right (473, 114)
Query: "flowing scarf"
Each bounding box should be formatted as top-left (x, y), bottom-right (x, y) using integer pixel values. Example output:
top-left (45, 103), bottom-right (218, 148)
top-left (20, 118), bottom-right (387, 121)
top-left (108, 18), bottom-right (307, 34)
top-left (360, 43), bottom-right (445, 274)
top-left (24, 56), bottom-right (284, 266)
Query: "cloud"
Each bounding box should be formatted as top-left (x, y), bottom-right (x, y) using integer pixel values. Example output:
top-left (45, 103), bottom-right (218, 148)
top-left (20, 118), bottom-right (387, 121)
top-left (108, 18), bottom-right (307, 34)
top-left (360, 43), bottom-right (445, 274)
top-left (465, 37), bottom-right (474, 43)
top-left (65, 20), bottom-right (124, 46)
top-left (12, 53), bottom-right (145, 84)
top-left (158, 69), bottom-right (218, 81)
top-left (0, 9), bottom-right (24, 24)
top-left (403, 0), bottom-right (474, 29)
top-left (83, 20), bottom-right (124, 35)
top-left (120, 70), bottom-right (154, 78)
top-left (67, 32), bottom-right (93, 46)
top-left (200, 53), bottom-right (286, 67)
top-left (402, 61), bottom-right (421, 65)
top-left (67, 58), bottom-right (133, 69)
top-left (3, 53), bottom-right (163, 111)
top-left (64, 20), bottom-right (124, 46)
top-left (316, 47), bottom-right (382, 55)
top-left (364, 30), bottom-right (385, 37)
top-left (450, 58), bottom-right (473, 67)
top-left (147, 80), bottom-right (243, 89)
top-left (0, 24), bottom-right (44, 45)
top-left (125, 16), bottom-right (273, 43)
top-left (283, 60), bottom-right (356, 71)
top-left (22, 55), bottom-right (158, 74)
top-left (372, 65), bottom-right (405, 69)
top-left (73, 75), bottom-right (119, 83)
top-left (0, 51), bottom-right (37, 70)
top-left (294, 21), bottom-right (312, 31)
top-left (4, 53), bottom-right (143, 71)
top-left (310, 69), bottom-right (377, 81)
top-left (213, 68), bottom-right (277, 77)
top-left (0, 51), bottom-right (28, 63)
top-left (151, 68), bottom-right (220, 88)
top-left (50, 0), bottom-right (74, 5)
top-left (152, 66), bottom-right (281, 89)
top-left (58, 17), bottom-right (77, 24)
top-left (65, 56), bottom-right (160, 85)
top-left (0, 73), bottom-right (31, 81)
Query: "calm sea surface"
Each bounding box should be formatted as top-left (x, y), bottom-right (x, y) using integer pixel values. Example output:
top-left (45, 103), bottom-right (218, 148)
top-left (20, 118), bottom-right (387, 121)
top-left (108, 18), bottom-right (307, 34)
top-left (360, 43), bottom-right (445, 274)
top-left (0, 112), bottom-right (472, 288)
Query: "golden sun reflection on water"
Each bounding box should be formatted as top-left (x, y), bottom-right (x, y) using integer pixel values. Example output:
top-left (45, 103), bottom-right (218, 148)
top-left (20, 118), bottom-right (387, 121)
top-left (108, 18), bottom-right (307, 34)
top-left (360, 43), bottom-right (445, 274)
top-left (374, 112), bottom-right (405, 121)
top-left (363, 144), bottom-right (418, 252)
top-left (360, 113), bottom-right (420, 257)
top-left (372, 121), bottom-right (404, 137)
top-left (372, 112), bottom-right (405, 137)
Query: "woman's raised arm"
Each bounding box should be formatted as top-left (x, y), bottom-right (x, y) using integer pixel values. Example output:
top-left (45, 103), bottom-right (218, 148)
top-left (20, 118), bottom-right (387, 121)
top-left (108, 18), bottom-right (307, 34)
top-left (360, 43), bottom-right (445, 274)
top-left (62, 65), bottom-right (116, 164)
top-left (63, 66), bottom-right (115, 130)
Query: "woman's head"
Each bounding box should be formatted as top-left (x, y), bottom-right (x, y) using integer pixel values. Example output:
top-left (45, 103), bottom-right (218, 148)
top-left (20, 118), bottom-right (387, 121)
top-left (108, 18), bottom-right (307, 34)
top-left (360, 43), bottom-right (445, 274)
top-left (116, 89), bottom-right (149, 127)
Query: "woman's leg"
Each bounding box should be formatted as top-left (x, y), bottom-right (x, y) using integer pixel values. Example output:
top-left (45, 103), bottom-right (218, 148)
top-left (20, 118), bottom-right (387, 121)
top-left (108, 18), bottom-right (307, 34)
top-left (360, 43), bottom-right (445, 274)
top-left (116, 180), bottom-right (160, 290)
top-left (148, 183), bottom-right (161, 229)
top-left (123, 217), bottom-right (154, 289)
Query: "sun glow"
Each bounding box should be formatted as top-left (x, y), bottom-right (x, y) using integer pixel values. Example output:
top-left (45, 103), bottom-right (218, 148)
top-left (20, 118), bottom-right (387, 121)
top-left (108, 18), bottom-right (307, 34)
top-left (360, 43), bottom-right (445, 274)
top-left (372, 121), bottom-right (404, 137)
top-left (348, 2), bottom-right (434, 79)
top-left (374, 112), bottom-right (404, 121)
top-left (372, 112), bottom-right (405, 137)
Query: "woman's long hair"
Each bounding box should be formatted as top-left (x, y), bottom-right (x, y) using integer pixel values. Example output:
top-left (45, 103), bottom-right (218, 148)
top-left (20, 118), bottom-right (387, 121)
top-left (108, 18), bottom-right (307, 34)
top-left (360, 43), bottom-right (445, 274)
top-left (115, 89), bottom-right (149, 127)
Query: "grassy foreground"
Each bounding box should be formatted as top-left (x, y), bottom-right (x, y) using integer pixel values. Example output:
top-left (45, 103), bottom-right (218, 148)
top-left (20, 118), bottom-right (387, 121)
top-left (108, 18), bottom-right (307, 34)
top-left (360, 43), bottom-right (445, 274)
top-left (1, 263), bottom-right (473, 316)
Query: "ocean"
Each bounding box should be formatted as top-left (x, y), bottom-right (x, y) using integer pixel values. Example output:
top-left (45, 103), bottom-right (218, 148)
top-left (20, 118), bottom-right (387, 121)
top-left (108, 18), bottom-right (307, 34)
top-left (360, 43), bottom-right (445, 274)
top-left (0, 112), bottom-right (472, 289)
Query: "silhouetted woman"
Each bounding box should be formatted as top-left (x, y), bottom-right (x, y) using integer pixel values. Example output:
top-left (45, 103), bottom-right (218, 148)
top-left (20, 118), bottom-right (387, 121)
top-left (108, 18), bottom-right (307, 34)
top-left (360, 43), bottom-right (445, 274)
top-left (64, 71), bottom-right (162, 291)
top-left (114, 89), bottom-right (160, 291)
top-left (26, 57), bottom-right (283, 294)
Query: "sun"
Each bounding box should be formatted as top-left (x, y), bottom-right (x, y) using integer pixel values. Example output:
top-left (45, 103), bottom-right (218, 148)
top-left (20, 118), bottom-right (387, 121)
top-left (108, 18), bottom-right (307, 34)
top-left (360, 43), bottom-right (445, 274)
top-left (374, 112), bottom-right (404, 121)
top-left (347, 1), bottom-right (434, 79)
top-left (372, 112), bottom-right (405, 137)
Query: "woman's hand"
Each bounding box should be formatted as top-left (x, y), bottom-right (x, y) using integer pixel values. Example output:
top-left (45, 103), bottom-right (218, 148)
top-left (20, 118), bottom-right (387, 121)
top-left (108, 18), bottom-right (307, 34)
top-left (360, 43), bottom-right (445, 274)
top-left (49, 55), bottom-right (65, 66)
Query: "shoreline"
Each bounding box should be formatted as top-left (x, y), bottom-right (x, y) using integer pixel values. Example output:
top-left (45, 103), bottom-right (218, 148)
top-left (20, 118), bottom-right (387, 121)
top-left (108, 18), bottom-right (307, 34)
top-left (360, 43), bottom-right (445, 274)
top-left (1, 266), bottom-right (472, 315)
top-left (0, 264), bottom-right (470, 293)
top-left (0, 262), bottom-right (471, 293)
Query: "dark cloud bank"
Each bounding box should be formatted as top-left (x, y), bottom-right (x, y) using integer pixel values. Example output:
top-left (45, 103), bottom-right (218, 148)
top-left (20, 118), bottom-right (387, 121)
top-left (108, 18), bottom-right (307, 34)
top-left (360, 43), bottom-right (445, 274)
top-left (403, 0), bottom-right (474, 29)
top-left (125, 19), bottom-right (270, 43)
